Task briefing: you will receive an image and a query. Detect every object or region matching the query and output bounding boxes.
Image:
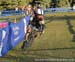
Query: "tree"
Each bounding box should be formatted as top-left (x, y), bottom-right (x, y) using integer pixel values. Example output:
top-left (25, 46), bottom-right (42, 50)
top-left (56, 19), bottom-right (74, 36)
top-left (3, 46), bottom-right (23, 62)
top-left (49, 0), bottom-right (70, 8)
top-left (0, 0), bottom-right (31, 10)
top-left (0, 0), bottom-right (9, 10)
top-left (69, 0), bottom-right (75, 10)
top-left (0, 0), bottom-right (73, 10)
top-left (58, 0), bottom-right (70, 7)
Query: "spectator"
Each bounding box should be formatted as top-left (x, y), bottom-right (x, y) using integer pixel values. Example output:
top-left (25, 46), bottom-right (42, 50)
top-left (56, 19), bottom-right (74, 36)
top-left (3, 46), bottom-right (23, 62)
top-left (15, 6), bottom-right (19, 11)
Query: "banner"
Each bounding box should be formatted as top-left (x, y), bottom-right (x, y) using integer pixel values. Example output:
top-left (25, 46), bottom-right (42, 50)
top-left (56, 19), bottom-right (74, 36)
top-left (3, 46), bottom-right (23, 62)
top-left (0, 22), bottom-right (9, 56)
top-left (9, 16), bottom-right (30, 47)
top-left (9, 18), bottom-right (27, 47)
top-left (0, 16), bottom-right (30, 56)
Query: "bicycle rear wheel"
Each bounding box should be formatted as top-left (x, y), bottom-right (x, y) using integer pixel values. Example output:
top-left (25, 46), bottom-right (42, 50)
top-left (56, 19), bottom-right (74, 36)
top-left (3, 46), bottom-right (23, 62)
top-left (27, 32), bottom-right (34, 47)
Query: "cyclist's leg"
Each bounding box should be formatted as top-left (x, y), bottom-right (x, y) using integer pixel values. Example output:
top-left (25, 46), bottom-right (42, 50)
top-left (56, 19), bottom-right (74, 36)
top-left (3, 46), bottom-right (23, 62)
top-left (33, 25), bottom-right (39, 38)
top-left (39, 20), bottom-right (45, 35)
top-left (21, 38), bottom-right (28, 49)
top-left (26, 25), bottom-right (32, 41)
top-left (41, 19), bottom-right (45, 33)
top-left (21, 25), bottom-right (31, 49)
top-left (35, 23), bottom-right (41, 37)
top-left (37, 15), bottom-right (45, 35)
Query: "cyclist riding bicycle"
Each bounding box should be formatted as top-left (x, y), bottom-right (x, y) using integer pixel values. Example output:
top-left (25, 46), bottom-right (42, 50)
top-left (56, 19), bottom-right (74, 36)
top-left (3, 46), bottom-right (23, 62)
top-left (21, 3), bottom-right (45, 49)
top-left (21, 4), bottom-right (34, 49)
top-left (33, 3), bottom-right (45, 36)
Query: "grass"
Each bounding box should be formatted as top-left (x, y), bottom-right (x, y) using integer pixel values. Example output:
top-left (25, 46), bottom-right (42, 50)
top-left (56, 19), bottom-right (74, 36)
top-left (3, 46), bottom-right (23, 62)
top-left (0, 12), bottom-right (75, 62)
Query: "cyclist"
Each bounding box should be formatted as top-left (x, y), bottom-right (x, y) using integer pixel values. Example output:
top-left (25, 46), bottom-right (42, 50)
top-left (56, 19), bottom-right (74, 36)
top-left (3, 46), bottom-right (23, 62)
top-left (33, 3), bottom-right (45, 36)
top-left (21, 4), bottom-right (34, 49)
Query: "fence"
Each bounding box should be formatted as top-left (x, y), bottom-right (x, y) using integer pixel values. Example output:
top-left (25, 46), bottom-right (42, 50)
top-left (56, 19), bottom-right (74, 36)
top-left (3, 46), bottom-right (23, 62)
top-left (0, 10), bottom-right (24, 16)
top-left (44, 7), bottom-right (75, 14)
top-left (0, 7), bottom-right (75, 17)
top-left (0, 10), bottom-right (25, 22)
top-left (0, 7), bottom-right (75, 20)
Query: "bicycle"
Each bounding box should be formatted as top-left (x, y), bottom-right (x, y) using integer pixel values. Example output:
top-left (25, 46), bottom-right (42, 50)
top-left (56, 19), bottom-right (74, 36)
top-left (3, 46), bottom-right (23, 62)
top-left (21, 24), bottom-right (38, 50)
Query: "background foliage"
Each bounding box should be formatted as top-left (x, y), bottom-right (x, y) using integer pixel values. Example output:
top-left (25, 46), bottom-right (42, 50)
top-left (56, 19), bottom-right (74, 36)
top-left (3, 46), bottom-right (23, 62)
top-left (0, 0), bottom-right (74, 10)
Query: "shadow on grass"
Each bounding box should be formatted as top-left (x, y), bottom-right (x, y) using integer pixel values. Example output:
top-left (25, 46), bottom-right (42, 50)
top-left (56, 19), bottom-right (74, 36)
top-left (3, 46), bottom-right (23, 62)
top-left (45, 15), bottom-right (75, 24)
top-left (45, 16), bottom-right (54, 24)
top-left (65, 15), bottom-right (75, 42)
top-left (26, 47), bottom-right (75, 51)
top-left (46, 15), bottom-right (75, 42)
top-left (0, 55), bottom-right (34, 62)
top-left (45, 15), bottom-right (75, 21)
top-left (21, 47), bottom-right (75, 59)
top-left (1, 47), bottom-right (75, 61)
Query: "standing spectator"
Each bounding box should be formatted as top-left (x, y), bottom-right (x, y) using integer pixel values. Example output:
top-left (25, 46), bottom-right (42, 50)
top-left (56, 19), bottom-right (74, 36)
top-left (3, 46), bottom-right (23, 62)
top-left (15, 6), bottom-right (19, 11)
